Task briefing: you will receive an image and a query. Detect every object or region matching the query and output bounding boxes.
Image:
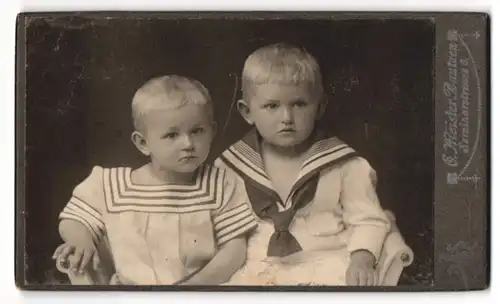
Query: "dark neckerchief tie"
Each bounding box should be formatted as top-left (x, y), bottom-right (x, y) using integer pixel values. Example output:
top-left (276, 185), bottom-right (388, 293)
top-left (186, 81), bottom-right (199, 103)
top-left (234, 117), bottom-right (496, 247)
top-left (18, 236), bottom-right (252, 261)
top-left (244, 175), bottom-right (319, 257)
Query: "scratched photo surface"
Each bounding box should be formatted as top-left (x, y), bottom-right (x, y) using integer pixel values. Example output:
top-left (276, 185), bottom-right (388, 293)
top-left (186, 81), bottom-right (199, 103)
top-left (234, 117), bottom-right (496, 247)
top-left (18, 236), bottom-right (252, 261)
top-left (23, 17), bottom-right (434, 286)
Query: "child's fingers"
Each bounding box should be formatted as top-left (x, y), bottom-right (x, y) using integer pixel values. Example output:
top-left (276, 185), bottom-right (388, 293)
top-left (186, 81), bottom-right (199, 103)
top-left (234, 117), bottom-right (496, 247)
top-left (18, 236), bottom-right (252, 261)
top-left (52, 244), bottom-right (67, 259)
top-left (345, 268), bottom-right (358, 286)
top-left (358, 270), bottom-right (367, 286)
top-left (92, 252), bottom-right (101, 270)
top-left (78, 249), bottom-right (93, 274)
top-left (373, 272), bottom-right (379, 286)
top-left (68, 248), bottom-right (84, 271)
top-left (58, 244), bottom-right (76, 261)
top-left (366, 271), bottom-right (374, 286)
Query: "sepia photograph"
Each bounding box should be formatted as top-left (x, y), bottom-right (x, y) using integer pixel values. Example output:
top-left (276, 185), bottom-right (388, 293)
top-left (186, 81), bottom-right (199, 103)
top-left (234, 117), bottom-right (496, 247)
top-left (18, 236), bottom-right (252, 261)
top-left (18, 13), bottom-right (438, 288)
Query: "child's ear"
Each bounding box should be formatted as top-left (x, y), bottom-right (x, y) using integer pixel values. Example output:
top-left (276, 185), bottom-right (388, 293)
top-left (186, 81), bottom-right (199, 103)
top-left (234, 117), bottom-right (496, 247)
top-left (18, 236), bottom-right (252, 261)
top-left (316, 94), bottom-right (328, 120)
top-left (131, 131), bottom-right (150, 156)
top-left (236, 99), bottom-right (254, 125)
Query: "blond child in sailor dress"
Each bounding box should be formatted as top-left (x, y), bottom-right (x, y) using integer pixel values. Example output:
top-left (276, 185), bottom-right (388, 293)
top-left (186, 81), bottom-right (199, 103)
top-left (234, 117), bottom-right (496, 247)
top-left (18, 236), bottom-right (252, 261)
top-left (214, 43), bottom-right (392, 286)
top-left (52, 75), bottom-right (257, 285)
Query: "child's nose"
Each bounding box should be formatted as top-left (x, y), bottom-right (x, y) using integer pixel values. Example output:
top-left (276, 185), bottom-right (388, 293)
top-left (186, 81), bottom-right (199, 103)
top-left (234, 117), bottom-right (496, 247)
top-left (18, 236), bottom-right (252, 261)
top-left (282, 108), bottom-right (294, 123)
top-left (181, 135), bottom-right (194, 150)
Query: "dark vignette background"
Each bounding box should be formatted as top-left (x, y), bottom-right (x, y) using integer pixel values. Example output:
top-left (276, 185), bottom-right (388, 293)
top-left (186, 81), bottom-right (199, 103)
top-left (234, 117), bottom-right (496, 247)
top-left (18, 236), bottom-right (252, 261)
top-left (23, 17), bottom-right (435, 285)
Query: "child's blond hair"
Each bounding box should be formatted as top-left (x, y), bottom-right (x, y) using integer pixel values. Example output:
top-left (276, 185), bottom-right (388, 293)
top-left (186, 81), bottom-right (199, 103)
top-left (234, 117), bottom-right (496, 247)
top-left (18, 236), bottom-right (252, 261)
top-left (132, 75), bottom-right (213, 131)
top-left (241, 43), bottom-right (324, 101)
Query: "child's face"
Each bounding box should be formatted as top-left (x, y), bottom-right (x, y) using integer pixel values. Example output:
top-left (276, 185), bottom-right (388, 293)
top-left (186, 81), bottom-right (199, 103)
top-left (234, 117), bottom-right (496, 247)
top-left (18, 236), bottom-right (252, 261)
top-left (139, 103), bottom-right (214, 173)
top-left (243, 83), bottom-right (321, 148)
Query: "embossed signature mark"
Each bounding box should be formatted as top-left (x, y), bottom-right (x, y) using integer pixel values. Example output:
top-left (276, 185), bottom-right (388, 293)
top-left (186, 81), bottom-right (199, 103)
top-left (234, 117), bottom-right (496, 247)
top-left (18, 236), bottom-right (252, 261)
top-left (439, 241), bottom-right (479, 289)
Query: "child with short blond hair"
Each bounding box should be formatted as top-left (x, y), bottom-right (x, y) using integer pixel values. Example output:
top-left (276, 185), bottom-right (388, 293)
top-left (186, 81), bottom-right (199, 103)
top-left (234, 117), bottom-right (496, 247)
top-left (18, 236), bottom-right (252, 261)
top-left (53, 75), bottom-right (257, 285)
top-left (215, 43), bottom-right (392, 286)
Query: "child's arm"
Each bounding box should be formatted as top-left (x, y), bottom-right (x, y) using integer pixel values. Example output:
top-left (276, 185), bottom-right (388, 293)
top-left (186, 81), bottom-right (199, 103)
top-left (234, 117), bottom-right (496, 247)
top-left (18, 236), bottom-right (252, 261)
top-left (341, 157), bottom-right (391, 262)
top-left (53, 166), bottom-right (107, 273)
top-left (338, 157), bottom-right (391, 284)
top-left (179, 236), bottom-right (247, 285)
top-left (53, 219), bottom-right (99, 273)
top-left (59, 219), bottom-right (94, 243)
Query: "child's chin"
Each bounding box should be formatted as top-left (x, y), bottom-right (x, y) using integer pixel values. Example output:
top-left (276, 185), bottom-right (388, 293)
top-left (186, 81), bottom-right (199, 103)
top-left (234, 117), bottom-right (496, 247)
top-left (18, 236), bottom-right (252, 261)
top-left (176, 166), bottom-right (200, 173)
top-left (176, 163), bottom-right (203, 173)
top-left (270, 138), bottom-right (304, 148)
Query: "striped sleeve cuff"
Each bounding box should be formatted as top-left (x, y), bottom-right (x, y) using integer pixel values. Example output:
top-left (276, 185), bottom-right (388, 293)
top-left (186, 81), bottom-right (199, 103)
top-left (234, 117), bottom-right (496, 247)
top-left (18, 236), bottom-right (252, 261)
top-left (58, 196), bottom-right (105, 244)
top-left (213, 203), bottom-right (257, 245)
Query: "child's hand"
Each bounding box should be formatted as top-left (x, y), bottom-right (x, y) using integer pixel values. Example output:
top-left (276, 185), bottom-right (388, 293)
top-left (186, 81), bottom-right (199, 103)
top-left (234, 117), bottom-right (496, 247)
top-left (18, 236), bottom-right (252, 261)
top-left (52, 238), bottom-right (99, 274)
top-left (346, 250), bottom-right (378, 286)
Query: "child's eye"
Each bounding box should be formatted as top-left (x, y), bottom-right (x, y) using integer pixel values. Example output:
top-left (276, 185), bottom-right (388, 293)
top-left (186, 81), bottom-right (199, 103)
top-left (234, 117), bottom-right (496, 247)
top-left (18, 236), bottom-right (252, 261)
top-left (263, 103), bottom-right (279, 110)
top-left (191, 127), bottom-right (205, 135)
top-left (163, 132), bottom-right (178, 139)
top-left (293, 100), bottom-right (308, 108)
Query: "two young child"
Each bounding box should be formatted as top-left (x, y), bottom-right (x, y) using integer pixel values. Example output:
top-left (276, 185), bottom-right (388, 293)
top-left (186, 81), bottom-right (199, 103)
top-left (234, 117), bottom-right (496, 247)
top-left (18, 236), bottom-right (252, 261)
top-left (53, 43), bottom-right (392, 286)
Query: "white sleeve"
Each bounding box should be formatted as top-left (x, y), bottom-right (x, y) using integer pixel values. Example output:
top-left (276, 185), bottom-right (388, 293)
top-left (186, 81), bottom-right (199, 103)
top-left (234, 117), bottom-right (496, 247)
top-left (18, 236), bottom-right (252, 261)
top-left (211, 165), bottom-right (257, 246)
top-left (340, 157), bottom-right (391, 262)
top-left (59, 166), bottom-right (107, 244)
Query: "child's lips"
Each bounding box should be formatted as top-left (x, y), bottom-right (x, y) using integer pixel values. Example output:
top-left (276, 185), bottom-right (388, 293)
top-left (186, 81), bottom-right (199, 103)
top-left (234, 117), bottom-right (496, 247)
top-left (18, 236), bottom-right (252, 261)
top-left (279, 128), bottom-right (296, 134)
top-left (179, 155), bottom-right (197, 162)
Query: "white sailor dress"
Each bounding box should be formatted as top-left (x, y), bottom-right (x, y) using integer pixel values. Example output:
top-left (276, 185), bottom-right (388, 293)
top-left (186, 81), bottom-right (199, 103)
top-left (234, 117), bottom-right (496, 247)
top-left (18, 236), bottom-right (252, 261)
top-left (58, 164), bottom-right (257, 285)
top-left (215, 129), bottom-right (391, 286)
